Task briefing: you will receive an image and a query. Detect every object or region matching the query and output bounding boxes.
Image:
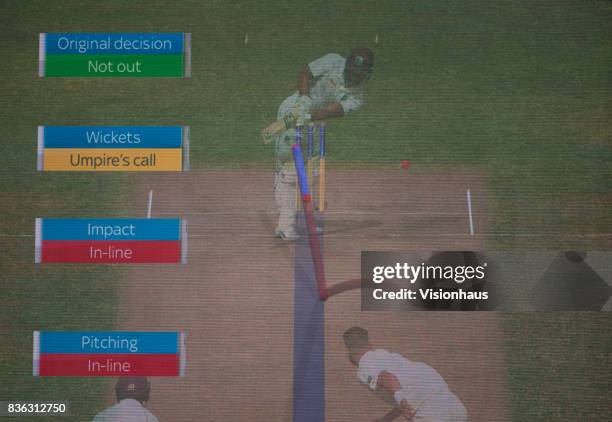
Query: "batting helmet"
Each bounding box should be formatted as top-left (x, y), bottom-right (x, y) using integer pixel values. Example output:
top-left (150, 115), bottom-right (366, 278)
top-left (115, 377), bottom-right (151, 403)
top-left (345, 47), bottom-right (375, 85)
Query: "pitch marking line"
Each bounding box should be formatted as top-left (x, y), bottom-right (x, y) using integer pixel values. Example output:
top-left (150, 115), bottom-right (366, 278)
top-left (147, 189), bottom-right (154, 218)
top-left (467, 189), bottom-right (474, 236)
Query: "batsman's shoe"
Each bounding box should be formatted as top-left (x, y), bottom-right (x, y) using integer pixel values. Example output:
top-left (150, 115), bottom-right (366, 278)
top-left (275, 228), bottom-right (300, 241)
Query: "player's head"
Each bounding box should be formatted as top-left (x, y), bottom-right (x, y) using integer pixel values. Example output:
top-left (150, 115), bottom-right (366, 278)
top-left (343, 326), bottom-right (371, 365)
top-left (344, 47), bottom-right (374, 87)
top-left (115, 377), bottom-right (151, 404)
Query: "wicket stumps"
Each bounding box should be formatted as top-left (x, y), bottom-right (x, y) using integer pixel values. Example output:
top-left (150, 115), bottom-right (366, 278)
top-left (294, 123), bottom-right (326, 212)
top-left (295, 124), bottom-right (303, 208)
top-left (307, 124), bottom-right (314, 193)
top-left (318, 123), bottom-right (326, 212)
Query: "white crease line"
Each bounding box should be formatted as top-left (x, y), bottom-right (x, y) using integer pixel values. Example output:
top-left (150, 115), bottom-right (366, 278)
top-left (185, 233), bottom-right (612, 238)
top-left (0, 210), bottom-right (472, 216)
top-left (181, 219), bottom-right (188, 264)
top-left (1, 233), bottom-right (611, 238)
top-left (467, 189), bottom-right (474, 236)
top-left (141, 210), bottom-right (471, 216)
top-left (147, 190), bottom-right (154, 218)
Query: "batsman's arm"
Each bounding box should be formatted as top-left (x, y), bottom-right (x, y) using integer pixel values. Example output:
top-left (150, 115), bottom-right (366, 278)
top-left (311, 102), bottom-right (344, 121)
top-left (377, 372), bottom-right (416, 421)
top-left (298, 66), bottom-right (313, 96)
top-left (374, 407), bottom-right (404, 422)
top-left (376, 371), bottom-right (402, 393)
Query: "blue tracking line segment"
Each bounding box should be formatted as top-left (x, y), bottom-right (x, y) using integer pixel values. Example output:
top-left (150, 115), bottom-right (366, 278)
top-left (292, 144), bottom-right (310, 198)
top-left (293, 212), bottom-right (325, 421)
top-left (319, 124), bottom-right (326, 158)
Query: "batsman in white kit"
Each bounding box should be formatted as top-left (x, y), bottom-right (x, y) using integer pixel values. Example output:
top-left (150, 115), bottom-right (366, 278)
top-left (262, 47), bottom-right (374, 240)
top-left (343, 327), bottom-right (468, 422)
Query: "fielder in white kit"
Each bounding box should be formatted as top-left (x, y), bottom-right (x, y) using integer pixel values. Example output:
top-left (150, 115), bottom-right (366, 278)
top-left (262, 48), bottom-right (374, 240)
top-left (92, 377), bottom-right (159, 422)
top-left (343, 327), bottom-right (468, 422)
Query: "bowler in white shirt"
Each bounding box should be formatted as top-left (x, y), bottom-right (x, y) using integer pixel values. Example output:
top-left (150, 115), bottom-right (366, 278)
top-left (343, 327), bottom-right (468, 422)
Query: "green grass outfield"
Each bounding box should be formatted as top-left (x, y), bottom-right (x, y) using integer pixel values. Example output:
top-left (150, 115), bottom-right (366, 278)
top-left (504, 314), bottom-right (611, 421)
top-left (1, 1), bottom-right (610, 419)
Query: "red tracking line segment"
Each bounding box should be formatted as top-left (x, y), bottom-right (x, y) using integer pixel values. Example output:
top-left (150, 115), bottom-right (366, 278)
top-left (301, 197), bottom-right (328, 300)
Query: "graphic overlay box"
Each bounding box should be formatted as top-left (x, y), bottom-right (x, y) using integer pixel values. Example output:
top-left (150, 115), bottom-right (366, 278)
top-left (361, 251), bottom-right (494, 311)
top-left (361, 251), bottom-right (612, 311)
top-left (37, 126), bottom-right (190, 171)
top-left (35, 218), bottom-right (188, 264)
top-left (39, 33), bottom-right (191, 78)
top-left (33, 331), bottom-right (186, 376)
